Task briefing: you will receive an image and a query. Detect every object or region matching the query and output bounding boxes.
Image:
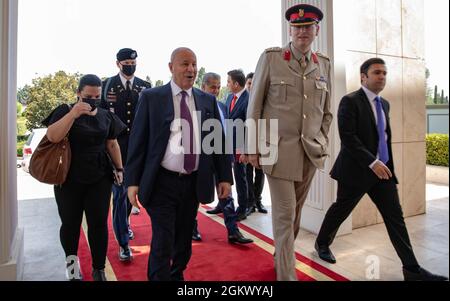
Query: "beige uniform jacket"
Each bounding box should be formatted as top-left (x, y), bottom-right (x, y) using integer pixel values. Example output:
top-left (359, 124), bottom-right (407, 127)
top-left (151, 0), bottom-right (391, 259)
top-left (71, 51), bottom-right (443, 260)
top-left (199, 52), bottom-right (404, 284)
top-left (247, 43), bottom-right (333, 181)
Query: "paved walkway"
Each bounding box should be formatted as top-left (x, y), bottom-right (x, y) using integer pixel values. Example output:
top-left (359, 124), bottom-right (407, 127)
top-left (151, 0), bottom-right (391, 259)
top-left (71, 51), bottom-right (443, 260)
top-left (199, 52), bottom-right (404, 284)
top-left (18, 168), bottom-right (448, 281)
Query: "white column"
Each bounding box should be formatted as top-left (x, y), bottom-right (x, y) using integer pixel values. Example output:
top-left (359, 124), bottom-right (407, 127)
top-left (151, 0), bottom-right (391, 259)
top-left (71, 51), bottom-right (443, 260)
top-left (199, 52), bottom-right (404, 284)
top-left (0, 0), bottom-right (24, 280)
top-left (281, 0), bottom-right (352, 235)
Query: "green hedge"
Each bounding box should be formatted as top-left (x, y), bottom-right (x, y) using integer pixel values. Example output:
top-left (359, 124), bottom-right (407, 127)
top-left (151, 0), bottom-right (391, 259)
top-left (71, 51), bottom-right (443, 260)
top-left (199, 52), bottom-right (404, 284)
top-left (426, 134), bottom-right (449, 167)
top-left (17, 140), bottom-right (27, 157)
top-left (16, 134), bottom-right (29, 158)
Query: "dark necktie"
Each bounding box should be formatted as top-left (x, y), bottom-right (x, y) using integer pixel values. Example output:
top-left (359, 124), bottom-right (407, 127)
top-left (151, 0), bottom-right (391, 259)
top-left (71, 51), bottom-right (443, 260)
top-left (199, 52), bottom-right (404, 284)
top-left (125, 80), bottom-right (132, 99)
top-left (180, 91), bottom-right (195, 173)
top-left (375, 96), bottom-right (389, 164)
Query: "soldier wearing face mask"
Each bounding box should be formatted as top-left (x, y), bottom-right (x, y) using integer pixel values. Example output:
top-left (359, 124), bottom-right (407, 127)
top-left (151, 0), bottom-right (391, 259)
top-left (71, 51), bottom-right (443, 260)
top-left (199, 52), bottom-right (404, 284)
top-left (100, 48), bottom-right (151, 262)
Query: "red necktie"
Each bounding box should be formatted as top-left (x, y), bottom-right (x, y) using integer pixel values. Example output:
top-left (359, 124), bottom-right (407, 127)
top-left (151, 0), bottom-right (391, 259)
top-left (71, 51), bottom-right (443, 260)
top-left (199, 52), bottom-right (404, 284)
top-left (230, 95), bottom-right (238, 112)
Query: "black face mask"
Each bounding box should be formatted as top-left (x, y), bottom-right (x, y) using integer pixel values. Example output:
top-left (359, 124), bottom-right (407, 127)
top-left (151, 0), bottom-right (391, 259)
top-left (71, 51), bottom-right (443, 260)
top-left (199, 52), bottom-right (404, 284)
top-left (121, 64), bottom-right (136, 77)
top-left (82, 98), bottom-right (101, 111)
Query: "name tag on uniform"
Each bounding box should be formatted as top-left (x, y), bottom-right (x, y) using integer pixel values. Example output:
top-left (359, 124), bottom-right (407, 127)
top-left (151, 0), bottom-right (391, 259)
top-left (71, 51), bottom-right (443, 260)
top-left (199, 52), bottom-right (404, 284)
top-left (316, 76), bottom-right (327, 83)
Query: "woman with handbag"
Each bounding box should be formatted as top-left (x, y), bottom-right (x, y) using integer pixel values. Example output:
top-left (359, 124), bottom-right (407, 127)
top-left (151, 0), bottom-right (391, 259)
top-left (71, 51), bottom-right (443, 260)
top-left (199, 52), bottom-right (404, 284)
top-left (42, 74), bottom-right (126, 281)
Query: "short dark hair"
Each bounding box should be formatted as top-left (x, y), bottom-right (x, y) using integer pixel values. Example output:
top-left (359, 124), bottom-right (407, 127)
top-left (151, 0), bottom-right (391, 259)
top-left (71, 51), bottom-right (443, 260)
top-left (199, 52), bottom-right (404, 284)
top-left (360, 58), bottom-right (386, 76)
top-left (246, 72), bottom-right (254, 81)
top-left (77, 74), bottom-right (102, 93)
top-left (227, 69), bottom-right (246, 87)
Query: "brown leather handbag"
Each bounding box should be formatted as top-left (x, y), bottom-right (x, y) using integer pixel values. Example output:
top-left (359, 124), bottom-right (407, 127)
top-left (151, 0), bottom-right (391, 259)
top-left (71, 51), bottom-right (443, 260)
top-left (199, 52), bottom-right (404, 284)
top-left (29, 134), bottom-right (71, 185)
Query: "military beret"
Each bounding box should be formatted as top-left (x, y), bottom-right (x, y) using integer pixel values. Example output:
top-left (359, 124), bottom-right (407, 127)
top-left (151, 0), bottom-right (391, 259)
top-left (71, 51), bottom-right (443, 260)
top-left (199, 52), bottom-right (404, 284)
top-left (116, 48), bottom-right (138, 61)
top-left (285, 4), bottom-right (323, 26)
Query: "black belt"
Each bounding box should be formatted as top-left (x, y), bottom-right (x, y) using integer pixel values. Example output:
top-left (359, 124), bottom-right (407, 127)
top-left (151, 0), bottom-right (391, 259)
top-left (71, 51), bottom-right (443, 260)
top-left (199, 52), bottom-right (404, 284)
top-left (160, 167), bottom-right (197, 178)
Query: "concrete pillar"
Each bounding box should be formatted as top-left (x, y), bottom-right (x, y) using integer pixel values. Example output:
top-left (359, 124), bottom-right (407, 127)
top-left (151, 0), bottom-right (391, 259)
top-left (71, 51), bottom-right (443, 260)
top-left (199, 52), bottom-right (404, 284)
top-left (0, 0), bottom-right (23, 281)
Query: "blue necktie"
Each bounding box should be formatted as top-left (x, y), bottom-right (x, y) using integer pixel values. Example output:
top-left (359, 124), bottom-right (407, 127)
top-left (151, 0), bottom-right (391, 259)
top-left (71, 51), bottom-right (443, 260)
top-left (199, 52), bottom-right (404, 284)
top-left (180, 91), bottom-right (195, 173)
top-left (375, 96), bottom-right (389, 164)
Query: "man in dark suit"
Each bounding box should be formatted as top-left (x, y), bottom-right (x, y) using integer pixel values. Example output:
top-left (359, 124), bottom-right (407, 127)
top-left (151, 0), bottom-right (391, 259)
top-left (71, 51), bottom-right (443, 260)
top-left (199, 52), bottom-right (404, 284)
top-left (194, 72), bottom-right (253, 244)
top-left (224, 70), bottom-right (250, 221)
top-left (100, 48), bottom-right (152, 262)
top-left (243, 72), bottom-right (267, 216)
top-left (125, 48), bottom-right (233, 281)
top-left (315, 58), bottom-right (448, 281)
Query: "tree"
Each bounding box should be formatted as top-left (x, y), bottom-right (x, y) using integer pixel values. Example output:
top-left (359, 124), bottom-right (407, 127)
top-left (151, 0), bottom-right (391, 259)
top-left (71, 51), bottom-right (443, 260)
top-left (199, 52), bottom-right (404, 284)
top-left (217, 87), bottom-right (229, 103)
top-left (425, 68), bottom-right (434, 104)
top-left (154, 80), bottom-right (164, 87)
top-left (17, 84), bottom-right (31, 105)
top-left (25, 71), bottom-right (80, 130)
top-left (145, 76), bottom-right (153, 87)
top-left (194, 67), bottom-right (206, 88)
top-left (16, 102), bottom-right (23, 116)
top-left (434, 85), bottom-right (439, 104)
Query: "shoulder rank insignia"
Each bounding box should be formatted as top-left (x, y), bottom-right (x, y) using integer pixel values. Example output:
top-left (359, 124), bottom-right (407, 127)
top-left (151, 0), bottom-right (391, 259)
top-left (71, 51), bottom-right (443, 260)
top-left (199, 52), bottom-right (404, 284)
top-left (316, 52), bottom-right (330, 60)
top-left (265, 47), bottom-right (282, 53)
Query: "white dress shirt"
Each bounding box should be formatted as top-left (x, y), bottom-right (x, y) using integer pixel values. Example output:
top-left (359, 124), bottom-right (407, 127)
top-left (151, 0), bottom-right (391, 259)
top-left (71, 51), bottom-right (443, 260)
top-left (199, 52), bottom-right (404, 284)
top-left (161, 81), bottom-right (200, 173)
top-left (119, 73), bottom-right (135, 89)
top-left (361, 85), bottom-right (388, 169)
top-left (231, 87), bottom-right (246, 107)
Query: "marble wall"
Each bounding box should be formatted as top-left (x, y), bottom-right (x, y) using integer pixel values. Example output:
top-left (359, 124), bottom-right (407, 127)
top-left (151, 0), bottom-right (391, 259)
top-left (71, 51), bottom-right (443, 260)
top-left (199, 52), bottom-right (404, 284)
top-left (281, 0), bottom-right (426, 230)
top-left (344, 0), bottom-right (426, 228)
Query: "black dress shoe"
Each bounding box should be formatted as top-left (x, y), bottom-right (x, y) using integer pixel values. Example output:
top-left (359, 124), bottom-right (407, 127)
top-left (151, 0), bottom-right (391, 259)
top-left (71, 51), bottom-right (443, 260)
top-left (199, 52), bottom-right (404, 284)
top-left (92, 269), bottom-right (107, 281)
top-left (236, 211), bottom-right (247, 221)
top-left (315, 241), bottom-right (336, 264)
top-left (119, 245), bottom-right (133, 262)
top-left (246, 207), bottom-right (255, 216)
top-left (403, 267), bottom-right (449, 281)
top-left (228, 231), bottom-right (253, 244)
top-left (206, 206), bottom-right (222, 214)
top-left (255, 203), bottom-right (268, 214)
top-left (192, 231), bottom-right (202, 241)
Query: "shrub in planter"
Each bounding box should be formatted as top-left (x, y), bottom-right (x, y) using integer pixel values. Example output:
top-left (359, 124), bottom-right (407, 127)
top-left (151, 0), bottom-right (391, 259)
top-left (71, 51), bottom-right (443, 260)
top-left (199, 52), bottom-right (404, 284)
top-left (426, 134), bottom-right (449, 167)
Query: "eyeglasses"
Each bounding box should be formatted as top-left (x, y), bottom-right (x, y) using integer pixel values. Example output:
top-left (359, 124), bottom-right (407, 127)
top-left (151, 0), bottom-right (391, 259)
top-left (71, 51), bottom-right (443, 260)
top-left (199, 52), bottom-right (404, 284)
top-left (291, 24), bottom-right (316, 31)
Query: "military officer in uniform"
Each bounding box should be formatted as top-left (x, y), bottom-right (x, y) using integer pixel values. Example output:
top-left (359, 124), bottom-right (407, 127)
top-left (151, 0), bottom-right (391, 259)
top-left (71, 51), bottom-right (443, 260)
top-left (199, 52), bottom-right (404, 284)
top-left (243, 4), bottom-right (333, 280)
top-left (100, 48), bottom-right (152, 262)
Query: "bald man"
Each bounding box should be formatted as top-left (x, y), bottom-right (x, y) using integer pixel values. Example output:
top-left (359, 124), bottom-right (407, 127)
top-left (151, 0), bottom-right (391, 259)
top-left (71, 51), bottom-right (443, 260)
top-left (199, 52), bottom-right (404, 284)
top-left (125, 48), bottom-right (233, 281)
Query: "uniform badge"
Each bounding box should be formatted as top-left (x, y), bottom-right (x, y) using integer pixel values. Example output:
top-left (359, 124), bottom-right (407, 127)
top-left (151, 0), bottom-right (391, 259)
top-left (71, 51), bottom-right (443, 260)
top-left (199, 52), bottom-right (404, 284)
top-left (131, 52), bottom-right (137, 59)
top-left (312, 53), bottom-right (319, 64)
top-left (299, 9), bottom-right (305, 18)
top-left (284, 50), bottom-right (291, 61)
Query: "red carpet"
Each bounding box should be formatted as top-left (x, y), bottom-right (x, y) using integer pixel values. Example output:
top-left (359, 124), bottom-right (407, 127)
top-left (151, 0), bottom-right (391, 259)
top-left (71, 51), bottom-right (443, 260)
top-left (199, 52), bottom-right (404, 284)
top-left (78, 206), bottom-right (348, 281)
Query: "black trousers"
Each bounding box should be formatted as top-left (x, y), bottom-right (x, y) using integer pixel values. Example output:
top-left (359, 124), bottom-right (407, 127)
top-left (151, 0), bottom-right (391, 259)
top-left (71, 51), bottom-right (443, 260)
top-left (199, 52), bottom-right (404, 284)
top-left (316, 178), bottom-right (419, 267)
top-left (54, 175), bottom-right (112, 270)
top-left (246, 164), bottom-right (265, 208)
top-left (233, 161), bottom-right (248, 213)
top-left (146, 168), bottom-right (199, 281)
